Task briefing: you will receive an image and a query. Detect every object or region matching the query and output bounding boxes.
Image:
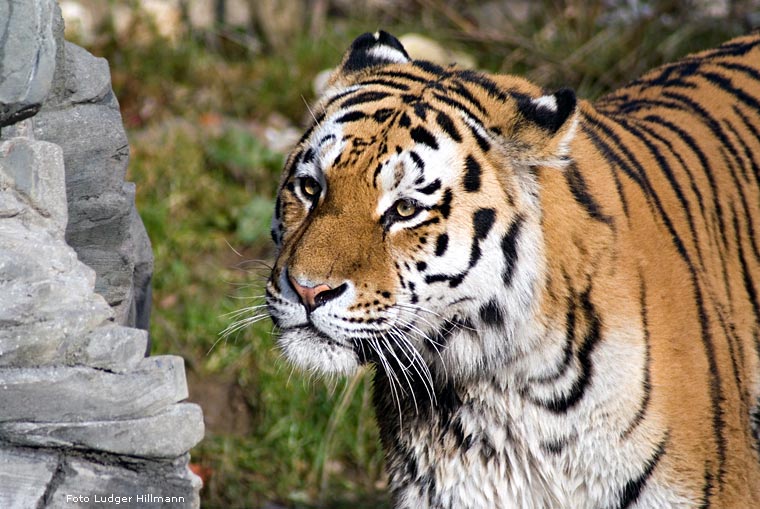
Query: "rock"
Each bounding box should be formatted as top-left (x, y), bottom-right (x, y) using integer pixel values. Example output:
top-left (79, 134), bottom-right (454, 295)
top-left (0, 403), bottom-right (204, 459)
top-left (0, 446), bottom-right (59, 509)
top-left (71, 324), bottom-right (148, 373)
top-left (0, 2), bottom-right (201, 505)
top-left (0, 357), bottom-right (189, 423)
top-left (47, 454), bottom-right (201, 509)
top-left (0, 0), bottom-right (58, 127)
top-left (0, 136), bottom-right (67, 235)
top-left (0, 135), bottom-right (114, 368)
top-left (60, 42), bottom-right (113, 106)
top-left (32, 39), bottom-right (154, 329)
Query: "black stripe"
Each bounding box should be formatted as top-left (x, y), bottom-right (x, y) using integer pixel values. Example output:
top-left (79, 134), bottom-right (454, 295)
top-left (610, 434), bottom-right (669, 509)
top-left (435, 189), bottom-right (453, 219)
top-left (413, 59), bottom-right (446, 76)
top-left (418, 179), bottom-right (441, 195)
top-left (410, 125), bottom-right (439, 150)
top-left (424, 207), bottom-right (492, 288)
top-left (539, 437), bottom-right (568, 455)
top-left (734, 205), bottom-right (760, 329)
top-left (722, 118), bottom-right (752, 182)
top-left (581, 113), bottom-right (648, 212)
top-left (373, 108), bottom-right (395, 123)
top-left (448, 80), bottom-right (487, 114)
top-left (479, 300), bottom-right (504, 327)
top-left (565, 162), bottom-right (613, 225)
top-left (357, 78), bottom-right (411, 91)
top-left (622, 274), bottom-right (652, 439)
top-left (322, 88), bottom-right (360, 109)
top-left (628, 60), bottom-right (700, 89)
top-left (473, 208), bottom-right (496, 240)
top-left (340, 90), bottom-right (391, 108)
top-left (636, 96), bottom-right (729, 492)
top-left (435, 233), bottom-right (449, 257)
top-left (466, 121), bottom-right (491, 152)
top-left (530, 297), bottom-right (575, 384)
top-left (336, 110), bottom-right (366, 123)
top-left (703, 37), bottom-right (760, 58)
top-left (463, 155), bottom-right (481, 192)
top-left (301, 147), bottom-right (316, 164)
top-left (699, 70), bottom-right (760, 116)
top-left (732, 105), bottom-right (760, 189)
top-left (701, 468), bottom-right (714, 509)
top-left (435, 111), bottom-right (462, 142)
top-left (409, 151), bottom-right (425, 171)
top-left (580, 122), bottom-right (630, 217)
top-left (501, 216), bottom-right (522, 287)
top-left (408, 217), bottom-right (440, 231)
top-left (532, 286), bottom-right (602, 413)
top-left (413, 101), bottom-right (429, 121)
top-left (454, 69), bottom-right (509, 101)
top-left (376, 69), bottom-right (431, 85)
top-left (432, 92), bottom-right (481, 124)
top-left (716, 60), bottom-right (760, 83)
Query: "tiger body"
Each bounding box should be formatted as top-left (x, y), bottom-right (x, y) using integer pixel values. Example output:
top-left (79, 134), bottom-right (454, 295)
top-left (266, 31), bottom-right (760, 508)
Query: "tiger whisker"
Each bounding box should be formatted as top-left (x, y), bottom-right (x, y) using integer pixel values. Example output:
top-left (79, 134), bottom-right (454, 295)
top-left (387, 327), bottom-right (437, 408)
top-left (381, 334), bottom-right (422, 415)
top-left (369, 334), bottom-right (404, 426)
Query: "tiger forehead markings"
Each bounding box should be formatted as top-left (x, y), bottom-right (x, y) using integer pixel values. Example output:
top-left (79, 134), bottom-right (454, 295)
top-left (264, 30), bottom-right (760, 508)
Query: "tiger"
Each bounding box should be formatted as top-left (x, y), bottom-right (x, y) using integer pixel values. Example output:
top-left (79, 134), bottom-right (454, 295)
top-left (265, 30), bottom-right (760, 508)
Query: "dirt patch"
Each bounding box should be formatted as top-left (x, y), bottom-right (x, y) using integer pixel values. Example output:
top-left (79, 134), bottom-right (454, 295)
top-left (186, 369), bottom-right (255, 436)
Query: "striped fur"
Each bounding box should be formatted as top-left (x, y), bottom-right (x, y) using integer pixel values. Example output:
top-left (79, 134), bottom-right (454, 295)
top-left (265, 31), bottom-right (760, 507)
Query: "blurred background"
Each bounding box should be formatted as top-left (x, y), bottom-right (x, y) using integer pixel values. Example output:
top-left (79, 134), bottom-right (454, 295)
top-left (60, 1), bottom-right (757, 507)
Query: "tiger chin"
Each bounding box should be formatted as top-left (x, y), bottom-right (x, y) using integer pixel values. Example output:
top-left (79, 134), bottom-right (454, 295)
top-left (265, 30), bottom-right (760, 508)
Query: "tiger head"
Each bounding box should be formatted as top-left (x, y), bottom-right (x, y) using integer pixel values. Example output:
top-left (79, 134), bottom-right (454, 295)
top-left (267, 31), bottom-right (578, 382)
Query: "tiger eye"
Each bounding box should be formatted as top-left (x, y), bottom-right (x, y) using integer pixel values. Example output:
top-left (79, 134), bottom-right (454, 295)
top-left (396, 200), bottom-right (417, 218)
top-left (300, 177), bottom-right (320, 198)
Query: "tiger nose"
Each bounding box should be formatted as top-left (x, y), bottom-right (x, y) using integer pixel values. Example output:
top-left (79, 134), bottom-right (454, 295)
top-left (288, 276), bottom-right (347, 312)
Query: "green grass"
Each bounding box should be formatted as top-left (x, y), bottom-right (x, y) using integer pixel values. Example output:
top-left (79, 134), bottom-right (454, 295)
top-left (83, 1), bottom-right (753, 506)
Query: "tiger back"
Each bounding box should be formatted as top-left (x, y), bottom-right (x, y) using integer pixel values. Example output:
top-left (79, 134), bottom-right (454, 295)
top-left (265, 31), bottom-right (760, 508)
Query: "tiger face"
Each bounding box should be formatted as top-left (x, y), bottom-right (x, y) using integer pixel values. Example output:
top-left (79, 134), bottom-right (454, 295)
top-left (267, 31), bottom-right (577, 382)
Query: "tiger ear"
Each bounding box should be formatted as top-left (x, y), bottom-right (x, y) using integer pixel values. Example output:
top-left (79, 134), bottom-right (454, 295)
top-left (340, 31), bottom-right (411, 74)
top-left (504, 88), bottom-right (578, 169)
top-left (321, 31), bottom-right (411, 95)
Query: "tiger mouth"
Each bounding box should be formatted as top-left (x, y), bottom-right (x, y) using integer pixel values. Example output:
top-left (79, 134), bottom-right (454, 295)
top-left (294, 324), bottom-right (350, 349)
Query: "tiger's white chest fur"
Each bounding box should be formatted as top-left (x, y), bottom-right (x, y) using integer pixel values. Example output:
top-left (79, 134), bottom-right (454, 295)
top-left (384, 330), bottom-right (694, 509)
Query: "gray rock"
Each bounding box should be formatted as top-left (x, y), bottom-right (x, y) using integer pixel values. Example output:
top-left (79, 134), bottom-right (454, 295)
top-left (0, 446), bottom-right (59, 509)
top-left (0, 3), bottom-right (201, 506)
top-left (60, 42), bottom-right (112, 106)
top-left (47, 454), bottom-right (201, 509)
top-left (32, 39), bottom-right (154, 330)
top-left (0, 220), bottom-right (113, 368)
top-left (127, 204), bottom-right (154, 331)
top-left (34, 103), bottom-right (128, 201)
top-left (0, 0), bottom-right (58, 127)
top-left (0, 403), bottom-right (204, 459)
top-left (0, 136), bottom-right (67, 235)
top-left (0, 356), bottom-right (189, 423)
top-left (70, 324), bottom-right (148, 373)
